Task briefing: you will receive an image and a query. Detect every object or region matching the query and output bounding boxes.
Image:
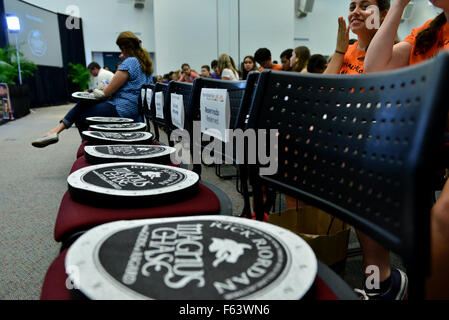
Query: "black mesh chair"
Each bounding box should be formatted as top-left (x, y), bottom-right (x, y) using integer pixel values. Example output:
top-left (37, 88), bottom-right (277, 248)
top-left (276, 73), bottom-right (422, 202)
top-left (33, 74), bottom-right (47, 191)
top-left (164, 81), bottom-right (193, 147)
top-left (140, 83), bottom-right (155, 134)
top-left (187, 77), bottom-right (246, 178)
top-left (246, 53), bottom-right (449, 299)
top-left (149, 82), bottom-right (169, 142)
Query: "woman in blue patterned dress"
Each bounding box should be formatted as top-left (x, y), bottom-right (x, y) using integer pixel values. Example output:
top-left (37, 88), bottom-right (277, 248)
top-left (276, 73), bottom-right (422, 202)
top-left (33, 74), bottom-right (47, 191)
top-left (32, 31), bottom-right (153, 148)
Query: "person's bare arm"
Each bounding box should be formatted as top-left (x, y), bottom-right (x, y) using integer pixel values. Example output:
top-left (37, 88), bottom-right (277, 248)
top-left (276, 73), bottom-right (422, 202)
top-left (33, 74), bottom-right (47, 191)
top-left (324, 17), bottom-right (349, 74)
top-left (426, 179), bottom-right (449, 299)
top-left (364, 0), bottom-right (412, 73)
top-left (102, 70), bottom-right (129, 96)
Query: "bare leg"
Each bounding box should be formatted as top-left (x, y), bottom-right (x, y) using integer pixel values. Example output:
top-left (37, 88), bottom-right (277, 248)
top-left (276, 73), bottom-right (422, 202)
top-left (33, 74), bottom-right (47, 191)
top-left (356, 231), bottom-right (391, 282)
top-left (426, 179), bottom-right (449, 299)
top-left (42, 122), bottom-right (67, 137)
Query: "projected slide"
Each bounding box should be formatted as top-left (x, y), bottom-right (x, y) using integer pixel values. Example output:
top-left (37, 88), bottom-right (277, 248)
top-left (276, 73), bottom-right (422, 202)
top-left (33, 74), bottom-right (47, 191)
top-left (4, 0), bottom-right (63, 68)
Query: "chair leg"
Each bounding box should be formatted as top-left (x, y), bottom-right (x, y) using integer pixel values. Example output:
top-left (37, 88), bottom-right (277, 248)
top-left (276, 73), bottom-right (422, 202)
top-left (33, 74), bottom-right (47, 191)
top-left (215, 164), bottom-right (238, 180)
top-left (239, 165), bottom-right (252, 218)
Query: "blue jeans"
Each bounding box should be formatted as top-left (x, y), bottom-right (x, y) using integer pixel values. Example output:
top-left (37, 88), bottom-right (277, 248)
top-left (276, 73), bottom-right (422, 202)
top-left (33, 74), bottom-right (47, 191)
top-left (62, 101), bottom-right (120, 136)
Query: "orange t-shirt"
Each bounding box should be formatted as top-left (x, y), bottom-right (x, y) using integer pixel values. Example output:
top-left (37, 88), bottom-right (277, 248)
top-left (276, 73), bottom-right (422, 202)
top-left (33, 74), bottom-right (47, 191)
top-left (259, 63), bottom-right (283, 72)
top-left (403, 19), bottom-right (449, 65)
top-left (339, 42), bottom-right (366, 74)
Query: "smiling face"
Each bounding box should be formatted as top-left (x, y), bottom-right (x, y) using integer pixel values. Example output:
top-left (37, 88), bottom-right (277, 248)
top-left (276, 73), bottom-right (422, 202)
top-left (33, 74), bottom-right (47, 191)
top-left (348, 0), bottom-right (384, 35)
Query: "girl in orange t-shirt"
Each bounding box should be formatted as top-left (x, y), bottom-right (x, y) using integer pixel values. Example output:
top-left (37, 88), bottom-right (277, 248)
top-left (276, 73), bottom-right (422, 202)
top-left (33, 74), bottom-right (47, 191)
top-left (324, 0), bottom-right (391, 75)
top-left (365, 0), bottom-right (449, 300)
top-left (365, 0), bottom-right (449, 71)
top-left (324, 0), bottom-right (415, 302)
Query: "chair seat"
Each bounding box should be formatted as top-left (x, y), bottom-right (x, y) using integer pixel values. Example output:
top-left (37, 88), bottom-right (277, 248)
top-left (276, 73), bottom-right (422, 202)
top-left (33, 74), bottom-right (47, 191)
top-left (40, 249), bottom-right (341, 300)
top-left (76, 139), bottom-right (162, 159)
top-left (70, 154), bottom-right (180, 175)
top-left (54, 181), bottom-right (220, 242)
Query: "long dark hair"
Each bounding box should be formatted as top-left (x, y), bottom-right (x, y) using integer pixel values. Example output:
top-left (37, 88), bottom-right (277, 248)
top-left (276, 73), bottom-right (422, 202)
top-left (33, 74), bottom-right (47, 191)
top-left (292, 46), bottom-right (311, 72)
top-left (415, 12), bottom-right (447, 55)
top-left (116, 31), bottom-right (153, 75)
top-left (376, 0), bottom-right (390, 11)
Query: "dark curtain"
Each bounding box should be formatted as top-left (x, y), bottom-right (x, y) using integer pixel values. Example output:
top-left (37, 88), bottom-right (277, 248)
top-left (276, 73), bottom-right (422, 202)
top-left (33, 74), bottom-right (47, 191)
top-left (0, 0), bottom-right (7, 48)
top-left (57, 13), bottom-right (86, 97)
top-left (0, 3), bottom-right (87, 108)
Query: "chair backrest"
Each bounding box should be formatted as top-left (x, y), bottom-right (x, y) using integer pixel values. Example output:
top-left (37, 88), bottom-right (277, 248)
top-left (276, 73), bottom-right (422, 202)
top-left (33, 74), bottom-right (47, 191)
top-left (187, 78), bottom-right (246, 173)
top-left (246, 53), bottom-right (449, 299)
top-left (164, 81), bottom-right (193, 146)
top-left (149, 82), bottom-right (169, 141)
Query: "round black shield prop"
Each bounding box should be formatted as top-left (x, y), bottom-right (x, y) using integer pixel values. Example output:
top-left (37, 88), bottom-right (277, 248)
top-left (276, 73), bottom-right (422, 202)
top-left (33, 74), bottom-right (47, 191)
top-left (84, 145), bottom-right (176, 165)
top-left (82, 131), bottom-right (153, 145)
top-left (86, 117), bottom-right (134, 125)
top-left (88, 123), bottom-right (147, 132)
top-left (65, 216), bottom-right (317, 300)
top-left (72, 92), bottom-right (98, 101)
top-left (67, 163), bottom-right (199, 208)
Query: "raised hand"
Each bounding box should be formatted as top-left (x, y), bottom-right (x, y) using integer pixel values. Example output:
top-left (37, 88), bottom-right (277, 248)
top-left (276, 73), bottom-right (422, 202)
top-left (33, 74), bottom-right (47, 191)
top-left (336, 17), bottom-right (350, 53)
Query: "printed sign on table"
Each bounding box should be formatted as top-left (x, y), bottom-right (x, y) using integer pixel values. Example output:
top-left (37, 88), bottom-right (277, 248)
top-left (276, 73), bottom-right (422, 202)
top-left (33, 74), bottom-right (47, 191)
top-left (170, 93), bottom-right (185, 129)
top-left (155, 92), bottom-right (164, 119)
top-left (200, 88), bottom-right (230, 142)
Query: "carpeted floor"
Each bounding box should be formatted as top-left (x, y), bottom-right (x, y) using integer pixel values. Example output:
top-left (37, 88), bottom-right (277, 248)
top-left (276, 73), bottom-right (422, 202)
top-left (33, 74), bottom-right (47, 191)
top-left (0, 104), bottom-right (405, 300)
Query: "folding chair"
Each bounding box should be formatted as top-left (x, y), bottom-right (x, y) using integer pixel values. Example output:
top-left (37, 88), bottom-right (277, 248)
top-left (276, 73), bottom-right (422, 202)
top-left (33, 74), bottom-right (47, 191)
top-left (186, 77), bottom-right (246, 178)
top-left (246, 53), bottom-right (449, 299)
top-left (164, 81), bottom-right (193, 147)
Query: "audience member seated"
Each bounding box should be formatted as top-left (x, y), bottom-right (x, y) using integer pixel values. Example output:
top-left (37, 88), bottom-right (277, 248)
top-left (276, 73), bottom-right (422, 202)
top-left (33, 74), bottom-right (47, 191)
top-left (200, 65), bottom-right (212, 78)
top-left (32, 31), bottom-right (153, 148)
top-left (179, 63), bottom-right (200, 83)
top-left (280, 48), bottom-right (293, 71)
top-left (217, 53), bottom-right (240, 81)
top-left (241, 55), bottom-right (258, 80)
top-left (290, 46), bottom-right (311, 73)
top-left (210, 59), bottom-right (221, 79)
top-left (364, 0), bottom-right (449, 299)
top-left (322, 0), bottom-right (412, 301)
top-left (307, 54), bottom-right (328, 73)
top-left (87, 62), bottom-right (114, 91)
top-left (254, 47), bottom-right (283, 71)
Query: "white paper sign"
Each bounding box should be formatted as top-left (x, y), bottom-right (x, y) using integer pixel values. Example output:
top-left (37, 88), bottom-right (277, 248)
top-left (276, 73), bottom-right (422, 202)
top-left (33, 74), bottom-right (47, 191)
top-left (200, 88), bottom-right (230, 142)
top-left (170, 93), bottom-right (185, 129)
top-left (155, 92), bottom-right (164, 119)
top-left (146, 89), bottom-right (153, 112)
top-left (140, 89), bottom-right (146, 106)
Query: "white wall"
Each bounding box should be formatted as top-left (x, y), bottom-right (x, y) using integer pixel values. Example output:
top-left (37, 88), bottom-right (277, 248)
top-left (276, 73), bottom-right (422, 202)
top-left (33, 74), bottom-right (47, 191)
top-left (153, 0), bottom-right (218, 76)
top-left (22, 0), bottom-right (156, 67)
top-left (239, 0), bottom-right (295, 65)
